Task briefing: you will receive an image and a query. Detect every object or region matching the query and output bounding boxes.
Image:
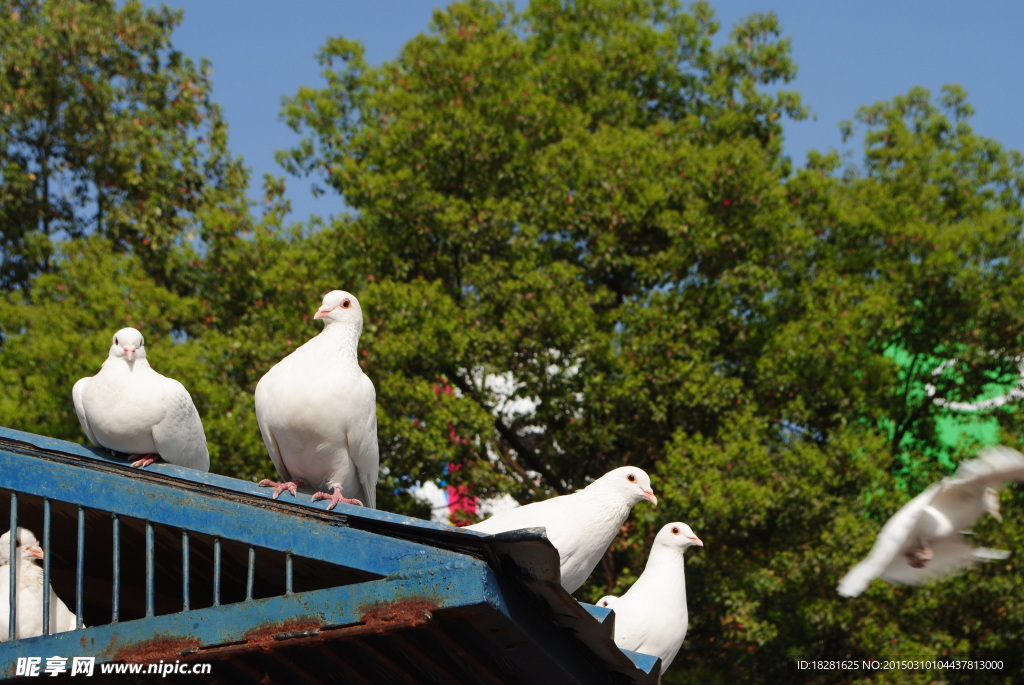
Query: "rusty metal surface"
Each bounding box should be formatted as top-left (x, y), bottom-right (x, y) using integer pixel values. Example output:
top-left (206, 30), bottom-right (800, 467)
top-left (0, 426), bottom-right (659, 684)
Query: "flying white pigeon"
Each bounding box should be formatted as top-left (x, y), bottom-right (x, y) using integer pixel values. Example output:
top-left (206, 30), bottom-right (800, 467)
top-left (1, 528), bottom-right (80, 640)
top-left (597, 595), bottom-right (617, 608)
top-left (838, 445), bottom-right (1024, 598)
top-left (255, 290), bottom-right (379, 510)
top-left (73, 327), bottom-right (209, 471)
top-left (466, 466), bottom-right (658, 593)
top-left (611, 522), bottom-right (703, 675)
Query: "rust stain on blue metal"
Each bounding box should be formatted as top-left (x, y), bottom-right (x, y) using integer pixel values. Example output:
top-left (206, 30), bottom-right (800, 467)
top-left (361, 598), bottom-right (437, 631)
top-left (112, 636), bottom-right (201, 663)
top-left (243, 618), bottom-right (323, 647)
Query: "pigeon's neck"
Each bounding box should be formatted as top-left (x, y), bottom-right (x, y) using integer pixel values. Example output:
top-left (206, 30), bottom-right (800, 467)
top-left (103, 357), bottom-right (152, 374)
top-left (13, 559), bottom-right (45, 588)
top-left (633, 546), bottom-right (689, 607)
top-left (317, 322), bottom-right (362, 361)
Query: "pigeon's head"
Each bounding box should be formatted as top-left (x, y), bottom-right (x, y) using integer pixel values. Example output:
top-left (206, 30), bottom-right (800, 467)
top-left (109, 327), bottom-right (146, 363)
top-left (983, 487), bottom-right (1002, 521)
top-left (314, 290), bottom-right (363, 329)
top-left (597, 595), bottom-right (617, 608)
top-left (654, 521), bottom-right (704, 552)
top-left (596, 466), bottom-right (658, 506)
top-left (0, 527), bottom-right (45, 566)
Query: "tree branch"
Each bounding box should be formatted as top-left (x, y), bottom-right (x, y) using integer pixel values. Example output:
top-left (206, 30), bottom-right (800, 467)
top-left (444, 366), bottom-right (569, 496)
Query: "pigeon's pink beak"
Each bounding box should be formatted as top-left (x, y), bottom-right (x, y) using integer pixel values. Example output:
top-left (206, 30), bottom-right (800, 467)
top-left (689, 536), bottom-right (704, 548)
top-left (26, 545), bottom-right (44, 560)
top-left (642, 487), bottom-right (657, 505)
top-left (314, 306), bottom-right (331, 320)
top-left (123, 346), bottom-right (136, 361)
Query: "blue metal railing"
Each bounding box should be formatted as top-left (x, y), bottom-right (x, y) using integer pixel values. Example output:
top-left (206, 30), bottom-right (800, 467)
top-left (0, 426), bottom-right (661, 683)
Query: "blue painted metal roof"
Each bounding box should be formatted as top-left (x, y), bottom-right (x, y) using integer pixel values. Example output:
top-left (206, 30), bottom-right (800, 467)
top-left (0, 427), bottom-right (659, 683)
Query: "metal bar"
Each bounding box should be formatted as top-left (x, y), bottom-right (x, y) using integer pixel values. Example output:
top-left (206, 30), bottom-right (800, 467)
top-left (0, 447), bottom-right (470, 576)
top-left (75, 505), bottom-right (84, 629)
top-left (213, 537), bottom-right (221, 607)
top-left (111, 514), bottom-right (120, 623)
top-left (7, 491), bottom-right (16, 641)
top-left (245, 546), bottom-right (254, 601)
top-left (182, 529), bottom-right (190, 612)
top-left (0, 565), bottom-right (500, 674)
top-left (285, 553), bottom-right (293, 595)
top-left (42, 498), bottom-right (51, 635)
top-left (145, 521), bottom-right (154, 618)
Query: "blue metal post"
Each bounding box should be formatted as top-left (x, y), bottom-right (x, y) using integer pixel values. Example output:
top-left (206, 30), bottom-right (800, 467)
top-left (145, 522), bottom-right (154, 618)
top-left (111, 514), bottom-right (120, 623)
top-left (42, 498), bottom-right (51, 635)
top-left (182, 529), bottom-right (190, 612)
top-left (76, 506), bottom-right (85, 629)
top-left (7, 492), bottom-right (16, 641)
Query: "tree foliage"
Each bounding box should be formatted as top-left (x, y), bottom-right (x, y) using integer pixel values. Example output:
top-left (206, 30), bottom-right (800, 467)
top-left (2, 1), bottom-right (1024, 682)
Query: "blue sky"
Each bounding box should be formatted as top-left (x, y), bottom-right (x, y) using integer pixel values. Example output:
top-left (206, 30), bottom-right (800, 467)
top-left (153, 1), bottom-right (1024, 224)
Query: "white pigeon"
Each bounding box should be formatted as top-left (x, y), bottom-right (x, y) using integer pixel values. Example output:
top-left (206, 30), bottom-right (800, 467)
top-left (611, 522), bottom-right (703, 675)
top-left (467, 466), bottom-right (658, 593)
top-left (596, 595), bottom-right (617, 608)
top-left (73, 327), bottom-right (209, 471)
top-left (838, 445), bottom-right (1024, 598)
top-left (255, 290), bottom-right (379, 510)
top-left (1, 528), bottom-right (80, 640)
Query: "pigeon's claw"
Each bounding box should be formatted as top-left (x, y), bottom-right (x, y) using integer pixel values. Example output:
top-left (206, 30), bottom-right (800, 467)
top-left (258, 478), bottom-right (304, 499)
top-left (312, 485), bottom-right (364, 510)
top-left (130, 454), bottom-right (160, 469)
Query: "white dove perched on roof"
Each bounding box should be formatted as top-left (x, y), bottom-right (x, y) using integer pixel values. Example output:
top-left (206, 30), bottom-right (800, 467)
top-left (467, 466), bottom-right (657, 593)
top-left (255, 290), bottom-right (379, 510)
top-left (1, 528), bottom-right (80, 640)
top-left (611, 522), bottom-right (703, 676)
top-left (838, 445), bottom-right (1024, 598)
top-left (73, 327), bottom-right (209, 471)
top-left (596, 595), bottom-right (617, 608)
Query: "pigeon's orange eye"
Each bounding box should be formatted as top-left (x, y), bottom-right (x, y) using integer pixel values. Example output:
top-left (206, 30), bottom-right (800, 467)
top-left (671, 527), bottom-right (680, 535)
top-left (627, 473), bottom-right (636, 483)
top-left (342, 299), bottom-right (352, 309)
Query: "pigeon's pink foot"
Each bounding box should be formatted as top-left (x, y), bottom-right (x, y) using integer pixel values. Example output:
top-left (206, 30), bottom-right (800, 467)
top-left (258, 478), bottom-right (304, 499)
top-left (130, 454), bottom-right (160, 468)
top-left (906, 546), bottom-right (933, 569)
top-left (312, 485), bottom-right (364, 510)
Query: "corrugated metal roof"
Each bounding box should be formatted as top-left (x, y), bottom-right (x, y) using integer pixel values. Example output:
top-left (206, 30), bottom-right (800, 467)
top-left (0, 427), bottom-right (659, 684)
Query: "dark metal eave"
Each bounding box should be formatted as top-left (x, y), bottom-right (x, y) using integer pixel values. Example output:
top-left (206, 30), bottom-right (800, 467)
top-left (0, 427), bottom-right (660, 683)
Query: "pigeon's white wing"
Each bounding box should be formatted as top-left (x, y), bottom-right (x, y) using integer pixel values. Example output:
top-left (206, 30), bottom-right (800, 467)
top-left (466, 495), bottom-right (568, 535)
top-left (881, 537), bottom-right (1010, 586)
top-left (955, 446), bottom-right (1024, 484)
top-left (838, 488), bottom-right (936, 598)
top-left (71, 377), bottom-right (97, 446)
top-left (930, 446), bottom-right (1024, 518)
top-left (349, 373), bottom-right (380, 509)
top-left (47, 587), bottom-right (80, 633)
top-left (151, 378), bottom-right (210, 472)
top-left (614, 604), bottom-right (660, 654)
top-left (254, 375), bottom-right (294, 483)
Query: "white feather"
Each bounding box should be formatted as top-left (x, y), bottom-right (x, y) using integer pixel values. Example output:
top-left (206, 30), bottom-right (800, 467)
top-left (255, 290), bottom-right (379, 508)
top-left (73, 328), bottom-right (209, 471)
top-left (838, 446), bottom-right (1024, 597)
top-left (611, 522), bottom-right (703, 675)
top-left (0, 528), bottom-right (81, 640)
top-left (467, 466), bottom-right (657, 593)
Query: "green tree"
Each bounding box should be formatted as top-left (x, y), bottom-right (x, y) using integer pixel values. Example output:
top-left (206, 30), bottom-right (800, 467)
top-left (278, 1), bottom-right (1024, 682)
top-left (0, 0), bottom-right (254, 474)
top-left (0, 0), bottom-right (246, 292)
top-left (279, 0), bottom-right (806, 507)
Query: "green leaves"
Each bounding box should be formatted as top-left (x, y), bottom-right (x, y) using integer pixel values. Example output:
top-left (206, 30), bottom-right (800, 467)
top-left (3, 1), bottom-right (1024, 680)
